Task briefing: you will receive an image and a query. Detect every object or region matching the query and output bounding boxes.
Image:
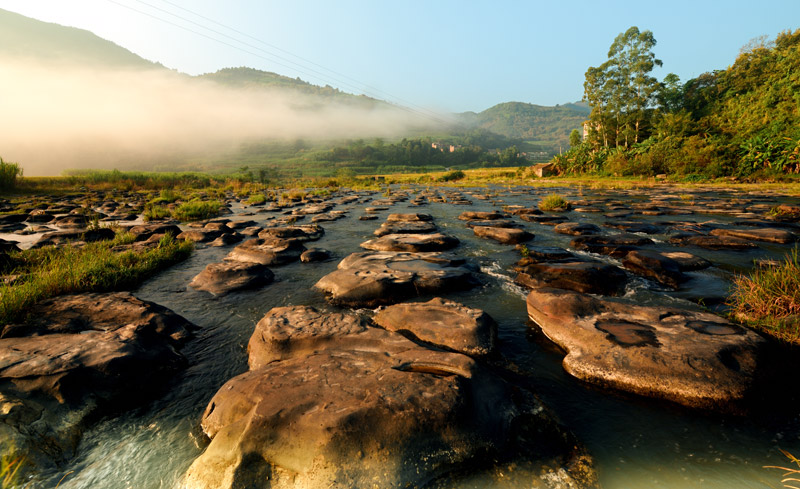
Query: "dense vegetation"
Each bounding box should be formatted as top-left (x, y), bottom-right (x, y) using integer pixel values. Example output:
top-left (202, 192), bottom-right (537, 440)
top-left (730, 248), bottom-right (800, 345)
top-left (458, 101), bottom-right (589, 155)
top-left (553, 27), bottom-right (800, 180)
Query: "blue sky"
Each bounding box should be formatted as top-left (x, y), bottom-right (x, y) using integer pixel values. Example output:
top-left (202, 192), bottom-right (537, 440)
top-left (2, 0), bottom-right (799, 112)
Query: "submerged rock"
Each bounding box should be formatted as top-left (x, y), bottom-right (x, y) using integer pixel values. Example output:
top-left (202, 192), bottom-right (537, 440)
top-left (526, 288), bottom-right (766, 411)
top-left (710, 227), bottom-right (796, 244)
top-left (622, 249), bottom-right (687, 289)
top-left (184, 306), bottom-right (595, 489)
top-left (315, 251), bottom-right (478, 307)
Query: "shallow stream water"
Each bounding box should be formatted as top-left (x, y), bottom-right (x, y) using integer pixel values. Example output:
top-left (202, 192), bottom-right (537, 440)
top-left (17, 184), bottom-right (800, 489)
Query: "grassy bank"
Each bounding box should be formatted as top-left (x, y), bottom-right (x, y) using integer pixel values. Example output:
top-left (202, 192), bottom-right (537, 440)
top-left (729, 249), bottom-right (800, 345)
top-left (0, 230), bottom-right (193, 325)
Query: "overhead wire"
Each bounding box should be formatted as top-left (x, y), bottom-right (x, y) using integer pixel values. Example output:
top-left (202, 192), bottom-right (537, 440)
top-left (104, 0), bottom-right (459, 127)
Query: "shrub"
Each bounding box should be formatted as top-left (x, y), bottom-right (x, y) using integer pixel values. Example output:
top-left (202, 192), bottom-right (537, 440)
top-left (143, 204), bottom-right (172, 222)
top-left (247, 193), bottom-right (267, 205)
top-left (0, 158), bottom-right (22, 191)
top-left (171, 200), bottom-right (223, 221)
top-left (729, 248), bottom-right (800, 345)
top-left (438, 170), bottom-right (465, 182)
top-left (538, 193), bottom-right (570, 212)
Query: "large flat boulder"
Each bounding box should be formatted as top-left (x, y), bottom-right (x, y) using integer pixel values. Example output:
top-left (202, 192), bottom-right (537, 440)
top-left (184, 306), bottom-right (595, 489)
top-left (225, 237), bottom-right (306, 266)
top-left (373, 298), bottom-right (497, 356)
top-left (360, 233), bottom-right (459, 252)
top-left (0, 292), bottom-right (194, 471)
top-left (710, 227), bottom-right (796, 244)
top-left (622, 249), bottom-right (687, 289)
top-left (515, 261), bottom-right (627, 296)
top-left (374, 220), bottom-right (438, 237)
top-left (472, 226), bottom-right (534, 244)
top-left (189, 261), bottom-right (274, 296)
top-left (526, 288), bottom-right (766, 410)
top-left (315, 252), bottom-right (478, 307)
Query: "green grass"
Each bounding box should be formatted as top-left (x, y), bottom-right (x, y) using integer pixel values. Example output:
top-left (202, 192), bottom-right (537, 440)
top-left (538, 193), bottom-right (570, 211)
top-left (1, 445), bottom-right (24, 489)
top-left (246, 193), bottom-right (267, 205)
top-left (143, 204), bottom-right (172, 222)
top-left (729, 248), bottom-right (800, 345)
top-left (171, 200), bottom-right (224, 221)
top-left (0, 231), bottom-right (193, 325)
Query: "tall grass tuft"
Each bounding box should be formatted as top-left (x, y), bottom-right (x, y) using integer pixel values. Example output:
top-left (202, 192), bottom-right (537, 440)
top-left (0, 231), bottom-right (193, 325)
top-left (0, 158), bottom-right (22, 191)
top-left (538, 193), bottom-right (570, 211)
top-left (171, 200), bottom-right (223, 221)
top-left (1, 445), bottom-right (24, 489)
top-left (729, 248), bottom-right (800, 344)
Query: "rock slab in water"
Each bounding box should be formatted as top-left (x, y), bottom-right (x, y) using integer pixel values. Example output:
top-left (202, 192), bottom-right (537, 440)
top-left (472, 226), bottom-right (534, 244)
top-left (526, 287), bottom-right (765, 410)
top-left (189, 261), bottom-right (274, 296)
top-left (184, 305), bottom-right (595, 489)
top-left (373, 297), bottom-right (497, 356)
top-left (315, 251), bottom-right (478, 307)
top-left (0, 292), bottom-right (194, 471)
top-left (515, 260), bottom-right (627, 296)
top-left (361, 232), bottom-right (460, 252)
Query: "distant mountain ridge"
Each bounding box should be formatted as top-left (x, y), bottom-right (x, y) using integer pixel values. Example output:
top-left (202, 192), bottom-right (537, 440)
top-left (458, 101), bottom-right (590, 152)
top-left (0, 8), bottom-right (161, 69)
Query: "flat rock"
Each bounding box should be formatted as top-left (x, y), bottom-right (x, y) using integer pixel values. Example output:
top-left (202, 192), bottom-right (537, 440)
top-left (515, 261), bottom-right (627, 296)
top-left (554, 222), bottom-right (602, 236)
top-left (710, 227), bottom-right (795, 244)
top-left (660, 251), bottom-right (712, 271)
top-left (473, 226), bottom-right (533, 244)
top-left (622, 250), bottom-right (687, 289)
top-left (570, 234), bottom-right (653, 257)
top-left (225, 237), bottom-right (306, 266)
top-left (32, 228), bottom-right (116, 248)
top-left (361, 232), bottom-right (459, 252)
top-left (128, 223), bottom-right (182, 241)
top-left (374, 220), bottom-right (438, 237)
top-left (465, 219), bottom-right (520, 228)
top-left (300, 248), bottom-right (331, 263)
top-left (603, 221), bottom-right (662, 234)
top-left (669, 234), bottom-right (757, 250)
top-left (0, 292), bottom-right (193, 471)
top-left (176, 229), bottom-right (222, 243)
top-left (189, 261), bottom-right (274, 295)
top-left (257, 224), bottom-right (324, 242)
top-left (386, 213), bottom-right (432, 222)
top-left (315, 251), bottom-right (478, 307)
top-left (373, 298), bottom-right (497, 356)
top-left (526, 288), bottom-right (766, 410)
top-left (184, 306), bottom-right (593, 489)
top-left (457, 211), bottom-right (507, 221)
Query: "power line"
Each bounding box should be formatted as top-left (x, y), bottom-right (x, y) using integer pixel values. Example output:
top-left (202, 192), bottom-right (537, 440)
top-left (103, 0), bottom-right (458, 127)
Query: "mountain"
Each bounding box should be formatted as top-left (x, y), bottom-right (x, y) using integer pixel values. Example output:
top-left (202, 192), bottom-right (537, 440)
top-left (458, 101), bottom-right (590, 153)
top-left (198, 67), bottom-right (382, 106)
top-left (0, 8), bottom-right (161, 69)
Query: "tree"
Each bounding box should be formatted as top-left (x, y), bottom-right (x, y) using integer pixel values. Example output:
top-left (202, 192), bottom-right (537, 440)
top-left (584, 26), bottom-right (662, 148)
top-left (569, 129), bottom-right (583, 148)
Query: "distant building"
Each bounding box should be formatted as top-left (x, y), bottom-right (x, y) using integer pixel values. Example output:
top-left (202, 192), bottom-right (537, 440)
top-left (432, 142), bottom-right (460, 153)
top-left (531, 163), bottom-right (557, 178)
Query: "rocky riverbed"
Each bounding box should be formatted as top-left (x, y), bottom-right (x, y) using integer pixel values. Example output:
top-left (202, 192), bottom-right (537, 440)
top-left (1, 184), bottom-right (799, 489)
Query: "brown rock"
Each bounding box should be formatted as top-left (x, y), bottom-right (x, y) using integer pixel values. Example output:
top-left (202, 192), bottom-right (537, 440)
top-left (473, 226), bottom-right (534, 244)
top-left (361, 232), bottom-right (459, 252)
top-left (526, 288), bottom-right (766, 411)
top-left (225, 238), bottom-right (306, 266)
top-left (515, 261), bottom-right (627, 296)
top-left (189, 261), bottom-right (274, 295)
top-left (710, 227), bottom-right (796, 244)
top-left (373, 298), bottom-right (497, 356)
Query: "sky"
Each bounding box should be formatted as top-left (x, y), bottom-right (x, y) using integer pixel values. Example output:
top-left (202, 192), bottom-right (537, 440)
top-left (1, 0), bottom-right (799, 113)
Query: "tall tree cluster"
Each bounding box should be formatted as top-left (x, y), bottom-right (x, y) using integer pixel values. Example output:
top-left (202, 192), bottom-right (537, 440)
top-left (584, 27), bottom-right (662, 149)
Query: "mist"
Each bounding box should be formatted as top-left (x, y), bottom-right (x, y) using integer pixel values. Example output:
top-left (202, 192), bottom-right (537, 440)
top-left (0, 56), bottom-right (443, 176)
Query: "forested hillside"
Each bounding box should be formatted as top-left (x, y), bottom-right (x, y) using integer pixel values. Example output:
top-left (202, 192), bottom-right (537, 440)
top-left (554, 27), bottom-right (800, 180)
top-left (459, 101), bottom-right (589, 154)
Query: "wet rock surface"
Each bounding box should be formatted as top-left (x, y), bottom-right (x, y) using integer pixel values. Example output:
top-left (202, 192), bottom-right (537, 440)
top-left (0, 292), bottom-right (194, 471)
top-left (360, 232), bottom-right (460, 252)
top-left (526, 287), bottom-right (766, 411)
top-left (184, 305), bottom-right (595, 489)
top-left (189, 261), bottom-right (274, 296)
top-left (315, 251), bottom-right (479, 307)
